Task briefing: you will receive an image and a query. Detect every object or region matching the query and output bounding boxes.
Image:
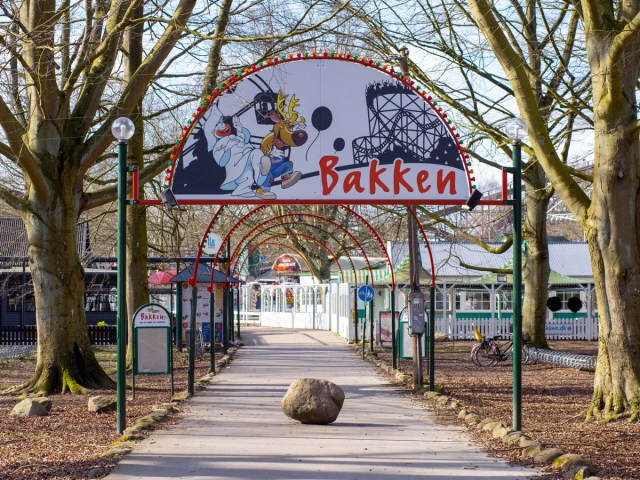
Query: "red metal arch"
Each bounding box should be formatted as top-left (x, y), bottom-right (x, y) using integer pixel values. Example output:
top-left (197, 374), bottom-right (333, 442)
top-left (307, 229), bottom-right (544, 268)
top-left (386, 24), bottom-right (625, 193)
top-left (338, 205), bottom-right (395, 289)
top-left (192, 204), bottom-right (394, 289)
top-left (227, 213), bottom-right (374, 285)
top-left (222, 221), bottom-right (358, 290)
top-left (406, 206), bottom-right (436, 288)
top-left (238, 232), bottom-right (345, 282)
top-left (237, 241), bottom-right (315, 276)
top-left (206, 206), bottom-right (372, 280)
top-left (229, 213), bottom-right (372, 270)
top-left (188, 205), bottom-right (227, 286)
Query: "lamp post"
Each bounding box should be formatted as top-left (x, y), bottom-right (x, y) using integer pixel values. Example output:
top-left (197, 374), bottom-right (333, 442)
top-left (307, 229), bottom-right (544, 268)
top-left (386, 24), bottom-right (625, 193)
top-left (504, 117), bottom-right (527, 431)
top-left (111, 117), bottom-right (135, 435)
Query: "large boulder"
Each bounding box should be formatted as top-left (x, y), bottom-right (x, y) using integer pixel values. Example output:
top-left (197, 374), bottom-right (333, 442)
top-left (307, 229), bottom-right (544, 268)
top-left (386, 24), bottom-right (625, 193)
top-left (281, 378), bottom-right (345, 424)
top-left (88, 395), bottom-right (117, 413)
top-left (10, 398), bottom-right (49, 417)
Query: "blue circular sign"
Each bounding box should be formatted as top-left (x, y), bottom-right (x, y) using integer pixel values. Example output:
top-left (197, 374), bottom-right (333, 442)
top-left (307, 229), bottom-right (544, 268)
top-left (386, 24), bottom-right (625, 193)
top-left (357, 285), bottom-right (375, 302)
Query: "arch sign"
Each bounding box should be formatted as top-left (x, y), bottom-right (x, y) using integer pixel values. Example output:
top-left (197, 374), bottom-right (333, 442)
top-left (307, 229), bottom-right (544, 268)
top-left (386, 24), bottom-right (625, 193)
top-left (168, 54), bottom-right (474, 205)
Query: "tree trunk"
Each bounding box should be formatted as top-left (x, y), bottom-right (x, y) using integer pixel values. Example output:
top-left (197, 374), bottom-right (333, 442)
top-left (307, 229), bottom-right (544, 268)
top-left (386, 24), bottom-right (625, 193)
top-left (585, 118), bottom-right (640, 420)
top-left (18, 197), bottom-right (114, 394)
top-left (124, 0), bottom-right (149, 367)
top-left (126, 185), bottom-right (149, 367)
top-left (522, 162), bottom-right (552, 348)
top-left (586, 43), bottom-right (640, 420)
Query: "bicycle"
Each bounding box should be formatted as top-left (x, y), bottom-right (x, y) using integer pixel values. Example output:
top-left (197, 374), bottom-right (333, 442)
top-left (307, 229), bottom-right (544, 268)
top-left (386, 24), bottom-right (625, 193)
top-left (470, 328), bottom-right (538, 367)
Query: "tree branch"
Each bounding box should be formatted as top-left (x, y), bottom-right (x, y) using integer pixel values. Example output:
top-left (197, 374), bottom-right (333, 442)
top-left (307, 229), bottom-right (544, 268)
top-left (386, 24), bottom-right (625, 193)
top-left (78, 0), bottom-right (197, 181)
top-left (606, 10), bottom-right (640, 97)
top-left (459, 261), bottom-right (513, 274)
top-left (0, 96), bottom-right (48, 201)
top-left (83, 148), bottom-right (171, 210)
top-left (466, 0), bottom-right (590, 221)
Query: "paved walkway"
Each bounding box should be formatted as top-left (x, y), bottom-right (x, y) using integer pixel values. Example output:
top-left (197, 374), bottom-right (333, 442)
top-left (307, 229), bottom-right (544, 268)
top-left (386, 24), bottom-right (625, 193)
top-left (106, 327), bottom-right (540, 479)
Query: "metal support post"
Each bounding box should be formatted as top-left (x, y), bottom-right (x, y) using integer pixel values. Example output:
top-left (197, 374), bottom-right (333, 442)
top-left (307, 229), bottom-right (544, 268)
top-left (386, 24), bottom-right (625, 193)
top-left (116, 141), bottom-right (127, 434)
top-left (429, 285), bottom-right (435, 390)
top-left (223, 285), bottom-right (229, 355)
top-left (408, 205), bottom-right (423, 388)
top-left (391, 287), bottom-right (397, 369)
top-left (236, 288), bottom-right (240, 339)
top-left (228, 287), bottom-right (234, 343)
top-left (175, 285), bottom-right (183, 351)
top-left (512, 142), bottom-right (523, 431)
top-left (188, 284), bottom-right (197, 395)
top-left (369, 289), bottom-right (374, 353)
top-left (353, 286), bottom-right (358, 344)
top-left (226, 242), bottom-right (233, 343)
top-left (209, 290), bottom-right (215, 374)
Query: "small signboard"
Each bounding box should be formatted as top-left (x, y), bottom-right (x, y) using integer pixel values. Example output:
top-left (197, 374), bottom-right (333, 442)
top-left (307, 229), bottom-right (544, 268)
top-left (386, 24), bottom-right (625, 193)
top-left (545, 323), bottom-right (574, 337)
top-left (377, 311), bottom-right (396, 346)
top-left (133, 304), bottom-right (171, 374)
top-left (273, 254), bottom-right (301, 272)
top-left (202, 232), bottom-right (223, 255)
top-left (357, 285), bottom-right (374, 303)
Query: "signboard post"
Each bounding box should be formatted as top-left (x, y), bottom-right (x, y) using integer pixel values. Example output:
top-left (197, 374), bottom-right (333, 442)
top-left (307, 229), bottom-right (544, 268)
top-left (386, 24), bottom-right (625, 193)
top-left (132, 303), bottom-right (173, 399)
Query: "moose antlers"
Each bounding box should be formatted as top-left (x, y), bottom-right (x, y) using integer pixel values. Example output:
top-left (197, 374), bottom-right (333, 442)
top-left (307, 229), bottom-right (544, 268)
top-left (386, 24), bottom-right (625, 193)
top-left (276, 91), bottom-right (305, 126)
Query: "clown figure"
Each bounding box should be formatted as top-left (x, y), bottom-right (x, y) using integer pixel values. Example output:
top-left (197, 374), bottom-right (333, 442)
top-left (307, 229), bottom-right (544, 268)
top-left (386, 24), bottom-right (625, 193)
top-left (208, 115), bottom-right (274, 199)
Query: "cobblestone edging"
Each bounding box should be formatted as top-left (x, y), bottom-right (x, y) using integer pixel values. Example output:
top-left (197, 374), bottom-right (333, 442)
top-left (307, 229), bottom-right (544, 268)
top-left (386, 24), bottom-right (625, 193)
top-left (102, 345), bottom-right (240, 460)
top-left (355, 347), bottom-right (601, 480)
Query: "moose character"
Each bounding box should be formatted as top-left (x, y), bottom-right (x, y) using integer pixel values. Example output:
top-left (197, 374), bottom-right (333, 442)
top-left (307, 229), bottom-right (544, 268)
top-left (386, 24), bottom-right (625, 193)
top-left (258, 91), bottom-right (308, 195)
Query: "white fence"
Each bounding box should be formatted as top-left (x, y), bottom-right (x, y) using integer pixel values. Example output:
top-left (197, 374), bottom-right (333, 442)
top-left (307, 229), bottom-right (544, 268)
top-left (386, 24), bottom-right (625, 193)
top-left (242, 283), bottom-right (354, 341)
top-left (239, 283), bottom-right (599, 341)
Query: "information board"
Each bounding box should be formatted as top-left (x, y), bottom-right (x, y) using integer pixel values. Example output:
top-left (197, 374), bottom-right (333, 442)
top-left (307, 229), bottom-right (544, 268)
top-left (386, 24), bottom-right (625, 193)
top-left (133, 304), bottom-right (171, 375)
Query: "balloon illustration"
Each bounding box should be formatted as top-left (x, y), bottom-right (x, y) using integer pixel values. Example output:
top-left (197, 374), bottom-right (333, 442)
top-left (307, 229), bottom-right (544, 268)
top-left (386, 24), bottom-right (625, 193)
top-left (333, 138), bottom-right (345, 152)
top-left (311, 106), bottom-right (332, 131)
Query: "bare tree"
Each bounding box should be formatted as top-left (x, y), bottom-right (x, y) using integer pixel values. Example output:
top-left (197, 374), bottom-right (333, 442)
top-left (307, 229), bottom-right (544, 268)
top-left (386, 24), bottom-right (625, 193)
top-left (463, 0), bottom-right (640, 421)
top-left (341, 0), bottom-right (594, 348)
top-left (0, 0), bottom-right (197, 394)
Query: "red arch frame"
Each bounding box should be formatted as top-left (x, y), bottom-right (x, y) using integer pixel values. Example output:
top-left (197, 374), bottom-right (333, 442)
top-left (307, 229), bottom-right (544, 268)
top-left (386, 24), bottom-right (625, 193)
top-left (241, 232), bottom-right (345, 282)
top-left (222, 222), bottom-right (358, 290)
top-left (237, 241), bottom-right (315, 276)
top-left (227, 213), bottom-right (373, 284)
top-left (406, 207), bottom-right (436, 287)
top-left (194, 205), bottom-right (393, 289)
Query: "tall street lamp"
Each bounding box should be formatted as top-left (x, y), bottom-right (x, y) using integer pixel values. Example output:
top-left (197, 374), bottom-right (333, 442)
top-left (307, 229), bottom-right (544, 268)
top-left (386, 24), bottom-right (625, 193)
top-left (111, 117), bottom-right (135, 434)
top-left (504, 117), bottom-right (527, 431)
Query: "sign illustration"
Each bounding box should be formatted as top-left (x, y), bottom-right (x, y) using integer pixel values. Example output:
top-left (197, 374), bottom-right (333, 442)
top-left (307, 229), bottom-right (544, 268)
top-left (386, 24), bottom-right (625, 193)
top-left (170, 56), bottom-right (472, 203)
top-left (272, 254), bottom-right (301, 272)
top-left (357, 285), bottom-right (375, 302)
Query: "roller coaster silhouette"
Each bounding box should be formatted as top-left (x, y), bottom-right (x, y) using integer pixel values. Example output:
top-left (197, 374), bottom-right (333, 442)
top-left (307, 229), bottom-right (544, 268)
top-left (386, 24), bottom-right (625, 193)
top-left (352, 82), bottom-right (463, 169)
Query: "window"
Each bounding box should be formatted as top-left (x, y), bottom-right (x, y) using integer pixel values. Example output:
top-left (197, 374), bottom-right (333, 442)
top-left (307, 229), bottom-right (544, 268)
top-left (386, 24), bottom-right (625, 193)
top-left (435, 290), bottom-right (453, 310)
top-left (7, 291), bottom-right (21, 312)
top-left (25, 291), bottom-right (36, 312)
top-left (5, 279), bottom-right (28, 313)
top-left (495, 291), bottom-right (513, 310)
top-left (85, 290), bottom-right (117, 312)
top-left (556, 290), bottom-right (583, 311)
top-left (456, 290), bottom-right (492, 311)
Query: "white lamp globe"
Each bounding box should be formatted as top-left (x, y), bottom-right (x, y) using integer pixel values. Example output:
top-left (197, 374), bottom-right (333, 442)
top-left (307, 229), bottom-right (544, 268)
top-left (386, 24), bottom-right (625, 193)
top-left (504, 117), bottom-right (528, 142)
top-left (111, 117), bottom-right (135, 141)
